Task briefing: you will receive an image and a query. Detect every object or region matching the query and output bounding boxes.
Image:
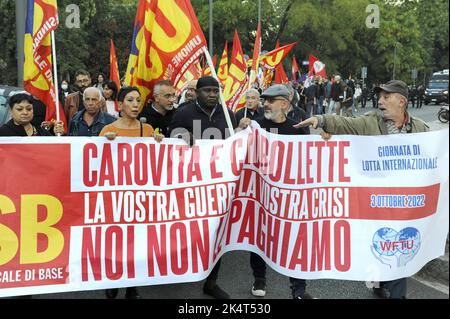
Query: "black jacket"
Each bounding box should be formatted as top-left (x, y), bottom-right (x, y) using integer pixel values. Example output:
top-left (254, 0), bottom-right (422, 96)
top-left (331, 82), bottom-right (344, 101)
top-left (139, 103), bottom-right (176, 137)
top-left (0, 120), bottom-right (52, 136)
top-left (235, 106), bottom-right (264, 124)
top-left (287, 105), bottom-right (310, 135)
top-left (168, 101), bottom-right (237, 141)
top-left (256, 117), bottom-right (309, 136)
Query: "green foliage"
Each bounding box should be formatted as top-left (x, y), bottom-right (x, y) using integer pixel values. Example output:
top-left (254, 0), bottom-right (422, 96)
top-left (0, 0), bottom-right (447, 87)
top-left (55, 0), bottom-right (136, 82)
top-left (194, 0), bottom-right (279, 55)
top-left (0, 0), bottom-right (18, 85)
top-left (273, 0), bottom-right (448, 85)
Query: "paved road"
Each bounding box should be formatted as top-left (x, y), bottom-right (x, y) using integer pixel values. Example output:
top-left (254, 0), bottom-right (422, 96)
top-left (32, 250), bottom-right (448, 300)
top-left (31, 104), bottom-right (448, 301)
top-left (3, 103), bottom-right (448, 303)
top-left (362, 102), bottom-right (448, 124)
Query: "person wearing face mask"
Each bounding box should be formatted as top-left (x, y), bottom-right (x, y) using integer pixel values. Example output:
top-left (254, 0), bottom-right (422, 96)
top-left (95, 73), bottom-right (106, 93)
top-left (237, 84), bottom-right (312, 299)
top-left (59, 80), bottom-right (70, 104)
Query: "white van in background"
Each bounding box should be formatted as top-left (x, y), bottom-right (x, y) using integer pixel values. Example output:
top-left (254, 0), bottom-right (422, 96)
top-left (424, 69), bottom-right (449, 105)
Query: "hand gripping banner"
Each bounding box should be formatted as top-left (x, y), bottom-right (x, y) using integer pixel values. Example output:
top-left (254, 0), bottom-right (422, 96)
top-left (0, 128), bottom-right (448, 297)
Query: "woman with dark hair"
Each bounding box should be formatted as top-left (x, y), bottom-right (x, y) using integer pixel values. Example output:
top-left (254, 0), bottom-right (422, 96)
top-left (94, 72), bottom-right (106, 93)
top-left (59, 79), bottom-right (70, 104)
top-left (100, 86), bottom-right (163, 141)
top-left (103, 80), bottom-right (120, 118)
top-left (100, 87), bottom-right (163, 300)
top-left (0, 93), bottom-right (64, 136)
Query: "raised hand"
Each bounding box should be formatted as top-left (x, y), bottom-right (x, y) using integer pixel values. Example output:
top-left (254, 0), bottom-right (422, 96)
top-left (293, 117), bottom-right (319, 129)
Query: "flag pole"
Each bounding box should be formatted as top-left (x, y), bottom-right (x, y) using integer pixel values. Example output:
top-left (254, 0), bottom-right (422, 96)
top-left (245, 20), bottom-right (261, 119)
top-left (202, 46), bottom-right (235, 135)
top-left (51, 30), bottom-right (61, 135)
top-left (244, 71), bottom-right (254, 119)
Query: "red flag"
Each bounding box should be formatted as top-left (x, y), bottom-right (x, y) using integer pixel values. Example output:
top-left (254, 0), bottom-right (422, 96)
top-left (217, 41), bottom-right (229, 85)
top-left (223, 30), bottom-right (248, 112)
top-left (202, 55), bottom-right (217, 76)
top-left (273, 41), bottom-right (289, 84)
top-left (176, 60), bottom-right (202, 94)
top-left (24, 0), bottom-right (67, 131)
top-left (110, 39), bottom-right (121, 90)
top-left (124, 0), bottom-right (148, 86)
top-left (261, 68), bottom-right (274, 89)
top-left (125, 0), bottom-right (207, 111)
top-left (292, 55), bottom-right (300, 82)
top-left (234, 95), bottom-right (247, 113)
top-left (259, 42), bottom-right (297, 70)
top-left (110, 39), bottom-right (121, 112)
top-left (274, 64), bottom-right (289, 84)
top-left (249, 21), bottom-right (261, 87)
top-left (308, 54), bottom-right (327, 78)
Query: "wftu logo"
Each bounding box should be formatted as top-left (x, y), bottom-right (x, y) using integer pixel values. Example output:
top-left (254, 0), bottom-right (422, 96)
top-left (371, 227), bottom-right (421, 268)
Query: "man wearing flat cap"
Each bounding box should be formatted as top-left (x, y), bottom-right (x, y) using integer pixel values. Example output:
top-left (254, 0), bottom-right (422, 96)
top-left (294, 80), bottom-right (429, 299)
top-left (238, 84), bottom-right (312, 299)
top-left (168, 76), bottom-right (237, 299)
top-left (295, 80), bottom-right (429, 136)
top-left (239, 84), bottom-right (309, 135)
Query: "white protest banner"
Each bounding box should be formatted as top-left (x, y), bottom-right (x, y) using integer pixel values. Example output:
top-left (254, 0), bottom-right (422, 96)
top-left (0, 128), bottom-right (448, 297)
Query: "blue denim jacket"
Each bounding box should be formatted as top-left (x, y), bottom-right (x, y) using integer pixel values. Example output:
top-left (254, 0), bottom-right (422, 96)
top-left (68, 109), bottom-right (116, 136)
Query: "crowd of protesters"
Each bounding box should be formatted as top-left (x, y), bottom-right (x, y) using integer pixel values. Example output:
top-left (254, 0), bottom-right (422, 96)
top-left (0, 68), bottom-right (431, 300)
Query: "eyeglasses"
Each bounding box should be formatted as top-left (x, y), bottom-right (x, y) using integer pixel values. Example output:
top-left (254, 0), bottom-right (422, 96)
top-left (76, 79), bottom-right (90, 84)
top-left (162, 93), bottom-right (177, 99)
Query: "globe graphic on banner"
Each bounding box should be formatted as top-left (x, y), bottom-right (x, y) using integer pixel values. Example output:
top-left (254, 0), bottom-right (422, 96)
top-left (397, 227), bottom-right (420, 255)
top-left (372, 227), bottom-right (397, 256)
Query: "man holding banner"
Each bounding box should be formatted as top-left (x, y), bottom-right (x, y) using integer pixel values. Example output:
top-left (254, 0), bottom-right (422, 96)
top-left (168, 76), bottom-right (237, 299)
top-left (238, 84), bottom-right (313, 299)
top-left (294, 80), bottom-right (429, 299)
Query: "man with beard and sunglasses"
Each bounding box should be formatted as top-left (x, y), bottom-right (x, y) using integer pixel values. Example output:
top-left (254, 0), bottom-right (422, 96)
top-left (237, 84), bottom-right (312, 299)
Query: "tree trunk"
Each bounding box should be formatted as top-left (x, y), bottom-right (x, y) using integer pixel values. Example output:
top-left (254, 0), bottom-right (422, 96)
top-left (275, 0), bottom-right (294, 42)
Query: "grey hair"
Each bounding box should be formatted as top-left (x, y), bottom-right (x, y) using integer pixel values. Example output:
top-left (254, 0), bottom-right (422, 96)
top-left (153, 80), bottom-right (173, 96)
top-left (83, 87), bottom-right (102, 101)
top-left (282, 83), bottom-right (298, 106)
top-left (246, 88), bottom-right (260, 98)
